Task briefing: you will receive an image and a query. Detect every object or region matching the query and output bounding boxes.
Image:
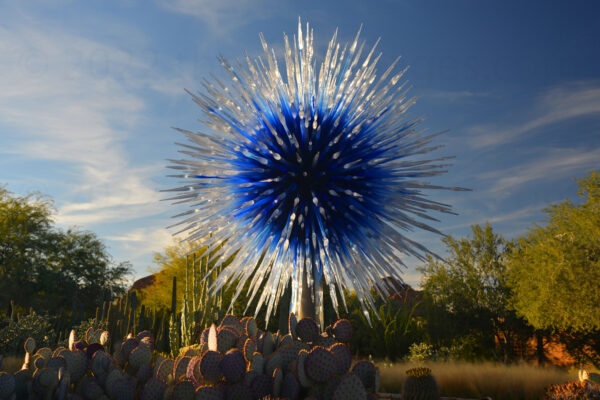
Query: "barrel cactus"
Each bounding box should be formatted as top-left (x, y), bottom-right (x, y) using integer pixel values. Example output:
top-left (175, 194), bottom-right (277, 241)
top-left (402, 367), bottom-right (440, 400)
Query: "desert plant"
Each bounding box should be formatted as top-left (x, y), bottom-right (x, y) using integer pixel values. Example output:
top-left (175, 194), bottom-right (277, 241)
top-left (0, 313), bottom-right (379, 400)
top-left (0, 310), bottom-right (55, 355)
top-left (403, 367), bottom-right (440, 400)
top-left (407, 343), bottom-right (436, 363)
top-left (345, 293), bottom-right (424, 361)
top-left (545, 381), bottom-right (600, 399)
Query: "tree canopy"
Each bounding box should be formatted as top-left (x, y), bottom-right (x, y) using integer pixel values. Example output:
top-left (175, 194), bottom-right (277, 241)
top-left (418, 223), bottom-right (531, 361)
top-left (139, 240), bottom-right (255, 318)
top-left (507, 170), bottom-right (600, 332)
top-left (0, 186), bottom-right (131, 316)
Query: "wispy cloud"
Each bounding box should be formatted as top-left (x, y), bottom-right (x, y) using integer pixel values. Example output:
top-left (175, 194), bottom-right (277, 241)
top-left (426, 90), bottom-right (491, 102)
top-left (479, 146), bottom-right (600, 196)
top-left (106, 227), bottom-right (175, 258)
top-left (468, 81), bottom-right (600, 148)
top-left (156, 0), bottom-right (277, 34)
top-left (441, 203), bottom-right (546, 231)
top-left (0, 21), bottom-right (165, 228)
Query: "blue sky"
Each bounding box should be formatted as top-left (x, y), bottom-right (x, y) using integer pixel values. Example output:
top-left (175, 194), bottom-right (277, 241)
top-left (1, 0), bottom-right (599, 287)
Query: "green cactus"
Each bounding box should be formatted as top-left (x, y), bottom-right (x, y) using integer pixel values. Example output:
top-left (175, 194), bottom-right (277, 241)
top-left (403, 368), bottom-right (440, 400)
top-left (181, 256), bottom-right (194, 347)
top-left (169, 276), bottom-right (180, 357)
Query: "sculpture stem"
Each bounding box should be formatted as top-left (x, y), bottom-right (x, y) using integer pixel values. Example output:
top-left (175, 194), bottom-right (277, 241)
top-left (299, 265), bottom-right (316, 321)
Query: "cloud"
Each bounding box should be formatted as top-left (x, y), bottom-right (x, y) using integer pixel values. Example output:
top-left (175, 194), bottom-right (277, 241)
top-left (426, 90), bottom-right (491, 102)
top-left (0, 21), bottom-right (166, 227)
top-left (106, 227), bottom-right (175, 255)
top-left (479, 147), bottom-right (600, 196)
top-left (441, 203), bottom-right (546, 231)
top-left (468, 81), bottom-right (600, 148)
top-left (156, 0), bottom-right (276, 34)
top-left (105, 227), bottom-right (179, 280)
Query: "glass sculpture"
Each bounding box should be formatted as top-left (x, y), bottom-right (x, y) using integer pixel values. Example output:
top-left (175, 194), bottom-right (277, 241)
top-left (165, 20), bottom-right (465, 325)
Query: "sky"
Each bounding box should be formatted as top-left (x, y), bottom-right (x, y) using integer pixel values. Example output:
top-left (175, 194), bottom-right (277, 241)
top-left (1, 0), bottom-right (599, 288)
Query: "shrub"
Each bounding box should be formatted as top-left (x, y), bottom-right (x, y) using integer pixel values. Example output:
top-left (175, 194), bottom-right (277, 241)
top-left (545, 381), bottom-right (600, 399)
top-left (0, 311), bottom-right (55, 355)
top-left (407, 342), bottom-right (437, 362)
top-left (345, 294), bottom-right (424, 361)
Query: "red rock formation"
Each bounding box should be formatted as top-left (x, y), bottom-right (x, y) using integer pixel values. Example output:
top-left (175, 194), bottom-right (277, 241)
top-left (131, 274), bottom-right (156, 291)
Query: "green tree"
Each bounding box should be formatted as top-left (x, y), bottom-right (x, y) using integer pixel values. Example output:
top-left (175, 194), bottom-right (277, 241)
top-left (140, 240), bottom-right (271, 327)
top-left (0, 186), bottom-right (131, 316)
top-left (507, 171), bottom-right (600, 364)
top-left (418, 223), bottom-right (532, 362)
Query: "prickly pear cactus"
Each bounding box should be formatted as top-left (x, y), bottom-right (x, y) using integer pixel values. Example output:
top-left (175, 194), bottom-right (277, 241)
top-left (217, 327), bottom-right (238, 354)
top-left (332, 319), bottom-right (352, 342)
top-left (249, 373), bottom-right (273, 399)
top-left (141, 377), bottom-right (167, 400)
top-left (199, 351), bottom-right (223, 383)
top-left (195, 385), bottom-right (224, 400)
top-left (304, 346), bottom-right (336, 383)
top-left (295, 318), bottom-right (319, 343)
top-left (0, 311), bottom-right (377, 400)
top-left (332, 373), bottom-right (367, 400)
top-left (352, 360), bottom-right (377, 393)
top-left (220, 349), bottom-right (246, 384)
top-left (0, 372), bottom-right (15, 399)
top-left (329, 343), bottom-right (352, 376)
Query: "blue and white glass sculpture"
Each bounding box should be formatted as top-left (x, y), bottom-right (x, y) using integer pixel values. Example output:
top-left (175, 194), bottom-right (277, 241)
top-left (166, 20), bottom-right (465, 324)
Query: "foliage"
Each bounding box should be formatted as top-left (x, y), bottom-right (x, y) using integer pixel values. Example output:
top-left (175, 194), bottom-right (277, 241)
top-left (56, 317), bottom-right (108, 348)
top-left (507, 170), bottom-right (600, 332)
top-left (557, 329), bottom-right (600, 368)
top-left (0, 186), bottom-right (131, 316)
top-left (137, 240), bottom-right (191, 311)
top-left (0, 311), bottom-right (55, 355)
top-left (140, 241), bottom-right (278, 333)
top-left (407, 342), bottom-right (437, 363)
top-left (344, 292), bottom-right (425, 361)
top-left (407, 336), bottom-right (485, 363)
top-left (418, 223), bottom-right (532, 362)
top-left (544, 381), bottom-right (600, 400)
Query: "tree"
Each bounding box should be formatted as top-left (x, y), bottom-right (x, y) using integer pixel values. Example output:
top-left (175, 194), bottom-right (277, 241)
top-left (139, 240), bottom-right (265, 326)
top-left (0, 186), bottom-right (131, 316)
top-left (507, 171), bottom-right (600, 332)
top-left (418, 223), bottom-right (532, 362)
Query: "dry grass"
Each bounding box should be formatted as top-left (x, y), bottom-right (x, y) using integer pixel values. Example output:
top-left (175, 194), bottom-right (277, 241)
top-left (376, 361), bottom-right (574, 400)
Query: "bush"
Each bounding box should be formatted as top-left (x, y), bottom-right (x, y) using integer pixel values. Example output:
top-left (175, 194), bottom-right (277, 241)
top-left (0, 311), bottom-right (56, 355)
top-left (545, 381), bottom-right (600, 400)
top-left (407, 335), bottom-right (490, 363)
top-left (56, 317), bottom-right (108, 348)
top-left (407, 342), bottom-right (437, 362)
